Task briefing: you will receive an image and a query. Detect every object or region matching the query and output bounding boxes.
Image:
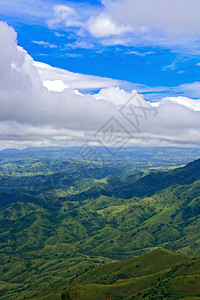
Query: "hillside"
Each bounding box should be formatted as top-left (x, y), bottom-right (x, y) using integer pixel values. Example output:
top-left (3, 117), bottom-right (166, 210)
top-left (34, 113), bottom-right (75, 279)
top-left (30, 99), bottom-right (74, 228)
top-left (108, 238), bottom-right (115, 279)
top-left (33, 248), bottom-right (200, 300)
top-left (1, 157), bottom-right (200, 299)
top-left (115, 158), bottom-right (200, 198)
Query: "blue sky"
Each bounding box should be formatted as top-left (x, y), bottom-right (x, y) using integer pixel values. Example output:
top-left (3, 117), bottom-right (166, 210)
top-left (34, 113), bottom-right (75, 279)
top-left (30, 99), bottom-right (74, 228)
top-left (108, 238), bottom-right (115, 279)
top-left (1, 0), bottom-right (200, 99)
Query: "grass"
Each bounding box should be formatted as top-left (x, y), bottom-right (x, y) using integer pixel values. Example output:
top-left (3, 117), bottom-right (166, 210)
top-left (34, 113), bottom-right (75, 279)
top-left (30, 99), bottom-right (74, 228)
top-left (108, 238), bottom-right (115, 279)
top-left (32, 249), bottom-right (200, 300)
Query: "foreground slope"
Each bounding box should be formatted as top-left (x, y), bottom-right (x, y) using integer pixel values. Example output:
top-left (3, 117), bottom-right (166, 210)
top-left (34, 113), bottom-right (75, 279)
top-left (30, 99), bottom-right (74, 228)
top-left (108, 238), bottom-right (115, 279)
top-left (35, 248), bottom-right (200, 300)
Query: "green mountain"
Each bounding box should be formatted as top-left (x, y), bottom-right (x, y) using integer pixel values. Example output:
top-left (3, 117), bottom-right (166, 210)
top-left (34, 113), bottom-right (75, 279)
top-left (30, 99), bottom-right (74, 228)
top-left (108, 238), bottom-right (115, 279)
top-left (1, 157), bottom-right (200, 299)
top-left (115, 158), bottom-right (200, 198)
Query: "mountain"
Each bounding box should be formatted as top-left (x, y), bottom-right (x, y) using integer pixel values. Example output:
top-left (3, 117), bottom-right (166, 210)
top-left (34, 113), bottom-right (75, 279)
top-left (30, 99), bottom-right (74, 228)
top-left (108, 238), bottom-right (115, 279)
top-left (114, 158), bottom-right (200, 198)
top-left (54, 158), bottom-right (200, 202)
top-left (1, 157), bottom-right (200, 299)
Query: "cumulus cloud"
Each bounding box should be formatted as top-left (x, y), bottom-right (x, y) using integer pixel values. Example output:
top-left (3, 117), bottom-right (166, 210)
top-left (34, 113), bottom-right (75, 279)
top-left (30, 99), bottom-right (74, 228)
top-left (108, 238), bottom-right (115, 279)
top-left (43, 80), bottom-right (69, 92)
top-left (102, 0), bottom-right (200, 36)
top-left (0, 22), bottom-right (118, 144)
top-left (94, 86), bottom-right (133, 105)
top-left (94, 0), bottom-right (200, 49)
top-left (45, 0), bottom-right (200, 52)
top-left (1, 21), bottom-right (200, 149)
top-left (34, 61), bottom-right (122, 90)
top-left (160, 97), bottom-right (200, 111)
top-left (87, 13), bottom-right (131, 38)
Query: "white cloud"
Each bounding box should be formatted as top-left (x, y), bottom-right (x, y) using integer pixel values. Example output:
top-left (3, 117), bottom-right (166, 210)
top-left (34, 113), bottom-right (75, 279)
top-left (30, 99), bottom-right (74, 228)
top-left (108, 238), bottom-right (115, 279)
top-left (94, 86), bottom-right (133, 105)
top-left (32, 41), bottom-right (58, 48)
top-left (48, 5), bottom-right (82, 29)
top-left (87, 13), bottom-right (131, 38)
top-left (1, 0), bottom-right (200, 52)
top-left (34, 61), bottom-right (122, 90)
top-left (174, 82), bottom-right (200, 98)
top-left (54, 32), bottom-right (65, 37)
top-left (0, 0), bottom-right (52, 23)
top-left (134, 82), bottom-right (200, 101)
top-left (162, 62), bottom-right (177, 71)
top-left (161, 96), bottom-right (200, 111)
top-left (101, 36), bottom-right (133, 46)
top-left (43, 80), bottom-right (69, 92)
top-left (124, 51), bottom-right (155, 56)
top-left (65, 53), bottom-right (83, 58)
top-left (65, 40), bottom-right (94, 50)
top-left (46, 0), bottom-right (200, 52)
top-left (99, 0), bottom-right (200, 45)
top-left (1, 21), bottom-right (200, 149)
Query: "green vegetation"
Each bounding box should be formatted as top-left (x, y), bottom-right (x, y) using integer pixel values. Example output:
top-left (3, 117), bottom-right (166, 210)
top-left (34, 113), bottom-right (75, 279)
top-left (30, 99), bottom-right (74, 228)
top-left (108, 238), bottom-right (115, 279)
top-left (61, 281), bottom-right (80, 300)
top-left (34, 249), bottom-right (200, 300)
top-left (0, 148), bottom-right (200, 299)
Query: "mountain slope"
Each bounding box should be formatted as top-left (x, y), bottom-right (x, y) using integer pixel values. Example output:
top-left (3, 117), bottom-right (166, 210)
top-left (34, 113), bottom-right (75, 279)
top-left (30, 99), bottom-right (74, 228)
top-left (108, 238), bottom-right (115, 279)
top-left (115, 158), bottom-right (200, 198)
top-left (33, 249), bottom-right (200, 300)
top-left (1, 158), bottom-right (200, 299)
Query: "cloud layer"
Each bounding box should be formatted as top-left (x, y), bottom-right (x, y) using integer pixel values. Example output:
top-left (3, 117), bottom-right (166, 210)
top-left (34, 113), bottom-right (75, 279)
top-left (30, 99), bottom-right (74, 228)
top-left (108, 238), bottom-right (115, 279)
top-left (1, 21), bottom-right (200, 150)
top-left (46, 0), bottom-right (200, 53)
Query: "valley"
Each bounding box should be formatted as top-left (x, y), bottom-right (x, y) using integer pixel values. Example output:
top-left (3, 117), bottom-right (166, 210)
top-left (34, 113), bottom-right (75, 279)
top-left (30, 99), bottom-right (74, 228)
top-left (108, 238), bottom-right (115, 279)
top-left (0, 147), bottom-right (200, 299)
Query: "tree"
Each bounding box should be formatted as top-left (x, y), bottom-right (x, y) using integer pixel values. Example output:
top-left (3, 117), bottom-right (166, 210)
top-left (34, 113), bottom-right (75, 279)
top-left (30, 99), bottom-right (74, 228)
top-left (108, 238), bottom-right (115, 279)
top-left (61, 281), bottom-right (80, 300)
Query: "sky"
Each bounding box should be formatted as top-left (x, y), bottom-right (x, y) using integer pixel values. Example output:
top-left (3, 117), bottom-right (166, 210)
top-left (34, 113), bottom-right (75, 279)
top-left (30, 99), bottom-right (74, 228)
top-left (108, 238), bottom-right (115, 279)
top-left (0, 0), bottom-right (200, 150)
top-left (1, 0), bottom-right (200, 98)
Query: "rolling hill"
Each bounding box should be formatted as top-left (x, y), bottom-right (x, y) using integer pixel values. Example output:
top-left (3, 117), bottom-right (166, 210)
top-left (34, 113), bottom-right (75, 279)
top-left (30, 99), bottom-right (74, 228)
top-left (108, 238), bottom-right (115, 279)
top-left (1, 157), bottom-right (200, 299)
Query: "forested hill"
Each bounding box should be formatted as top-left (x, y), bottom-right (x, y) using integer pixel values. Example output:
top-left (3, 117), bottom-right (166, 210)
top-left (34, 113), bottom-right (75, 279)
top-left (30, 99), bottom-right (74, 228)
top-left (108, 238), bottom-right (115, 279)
top-left (1, 157), bottom-right (200, 299)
